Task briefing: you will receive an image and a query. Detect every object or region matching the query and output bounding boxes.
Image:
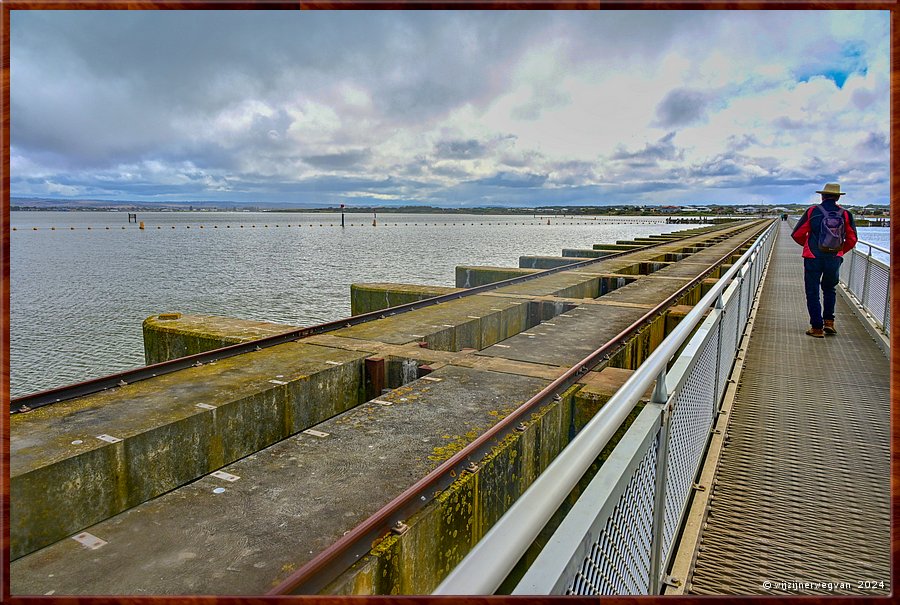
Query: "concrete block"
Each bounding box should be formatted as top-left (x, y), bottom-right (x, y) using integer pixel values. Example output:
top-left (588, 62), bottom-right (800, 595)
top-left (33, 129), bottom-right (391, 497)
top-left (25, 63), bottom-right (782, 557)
top-left (10, 342), bottom-right (368, 560)
top-left (561, 248), bottom-right (611, 258)
top-left (518, 255), bottom-right (592, 269)
top-left (455, 266), bottom-right (541, 288)
top-left (592, 243), bottom-right (645, 251)
top-left (143, 313), bottom-right (298, 364)
top-left (350, 283), bottom-right (462, 316)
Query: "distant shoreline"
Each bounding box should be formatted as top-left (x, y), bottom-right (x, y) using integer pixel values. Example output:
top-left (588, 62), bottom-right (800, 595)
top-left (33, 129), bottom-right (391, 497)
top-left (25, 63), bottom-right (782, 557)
top-left (11, 204), bottom-right (889, 219)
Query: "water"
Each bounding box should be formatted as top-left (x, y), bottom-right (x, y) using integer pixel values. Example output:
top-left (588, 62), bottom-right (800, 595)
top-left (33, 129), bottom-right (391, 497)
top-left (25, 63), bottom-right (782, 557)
top-left (10, 211), bottom-right (689, 398)
top-left (855, 227), bottom-right (891, 264)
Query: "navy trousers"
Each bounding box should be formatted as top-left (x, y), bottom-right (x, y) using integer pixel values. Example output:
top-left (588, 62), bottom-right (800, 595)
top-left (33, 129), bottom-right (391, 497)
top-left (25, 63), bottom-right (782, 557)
top-left (803, 255), bottom-right (842, 329)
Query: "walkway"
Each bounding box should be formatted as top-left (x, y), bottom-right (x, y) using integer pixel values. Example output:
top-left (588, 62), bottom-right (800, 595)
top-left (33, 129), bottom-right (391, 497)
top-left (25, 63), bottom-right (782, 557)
top-left (686, 221), bottom-right (891, 595)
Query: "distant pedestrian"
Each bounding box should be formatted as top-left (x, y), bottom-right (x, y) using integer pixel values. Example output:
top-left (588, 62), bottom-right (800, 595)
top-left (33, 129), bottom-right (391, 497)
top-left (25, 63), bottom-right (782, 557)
top-left (791, 183), bottom-right (857, 338)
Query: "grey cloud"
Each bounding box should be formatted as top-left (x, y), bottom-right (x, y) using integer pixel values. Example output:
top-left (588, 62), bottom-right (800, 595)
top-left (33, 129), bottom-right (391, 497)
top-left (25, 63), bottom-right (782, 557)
top-left (548, 160), bottom-right (599, 186)
top-left (611, 132), bottom-right (682, 165)
top-left (511, 88), bottom-right (572, 121)
top-left (726, 134), bottom-right (760, 151)
top-left (10, 11), bottom-right (889, 207)
top-left (430, 163), bottom-right (473, 179)
top-left (499, 150), bottom-right (543, 169)
top-left (302, 149), bottom-right (372, 171)
top-left (473, 171), bottom-right (548, 188)
top-left (653, 88), bottom-right (711, 128)
top-left (688, 155), bottom-right (742, 178)
top-left (433, 139), bottom-right (489, 160)
top-left (851, 88), bottom-right (877, 110)
top-left (772, 116), bottom-right (806, 131)
top-left (855, 132), bottom-right (887, 155)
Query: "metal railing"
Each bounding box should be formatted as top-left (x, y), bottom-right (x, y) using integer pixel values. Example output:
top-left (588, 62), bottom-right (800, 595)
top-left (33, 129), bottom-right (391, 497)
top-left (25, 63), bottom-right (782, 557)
top-left (434, 220), bottom-right (778, 595)
top-left (840, 241), bottom-right (890, 336)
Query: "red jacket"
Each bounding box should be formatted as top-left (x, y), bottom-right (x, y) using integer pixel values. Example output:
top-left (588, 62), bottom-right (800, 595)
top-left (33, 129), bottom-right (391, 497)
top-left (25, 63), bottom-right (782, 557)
top-left (791, 204), bottom-right (857, 258)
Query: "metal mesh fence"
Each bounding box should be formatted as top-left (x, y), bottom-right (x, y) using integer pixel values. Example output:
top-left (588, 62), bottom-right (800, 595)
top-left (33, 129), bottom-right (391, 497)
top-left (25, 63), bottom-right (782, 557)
top-left (840, 248), bottom-right (890, 334)
top-left (846, 250), bottom-right (867, 297)
top-left (661, 322), bottom-right (720, 558)
top-left (506, 224), bottom-right (776, 596)
top-left (865, 260), bottom-right (889, 332)
top-left (566, 429), bottom-right (660, 595)
top-left (716, 286), bottom-right (741, 414)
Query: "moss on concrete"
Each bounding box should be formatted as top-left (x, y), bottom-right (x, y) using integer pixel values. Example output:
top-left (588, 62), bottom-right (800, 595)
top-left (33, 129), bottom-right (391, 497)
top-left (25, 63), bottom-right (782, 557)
top-left (592, 243), bottom-right (645, 251)
top-left (518, 255), bottom-right (592, 269)
top-left (455, 266), bottom-right (541, 288)
top-left (143, 314), bottom-right (297, 364)
top-left (325, 385), bottom-right (580, 595)
top-left (561, 248), bottom-right (614, 258)
top-left (10, 342), bottom-right (368, 560)
top-left (350, 283), bottom-right (462, 316)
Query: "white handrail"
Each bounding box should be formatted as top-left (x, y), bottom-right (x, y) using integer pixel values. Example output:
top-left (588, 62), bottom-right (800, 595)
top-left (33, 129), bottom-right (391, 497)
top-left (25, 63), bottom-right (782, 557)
top-left (433, 221), bottom-right (777, 595)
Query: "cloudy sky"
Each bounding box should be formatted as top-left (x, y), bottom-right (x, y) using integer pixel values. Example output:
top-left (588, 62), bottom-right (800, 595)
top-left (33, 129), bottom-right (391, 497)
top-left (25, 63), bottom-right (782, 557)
top-left (10, 10), bottom-right (890, 207)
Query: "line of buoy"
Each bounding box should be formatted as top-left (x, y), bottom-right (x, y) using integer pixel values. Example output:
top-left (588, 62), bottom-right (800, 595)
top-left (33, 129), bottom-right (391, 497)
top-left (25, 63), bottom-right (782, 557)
top-left (10, 221), bottom-right (632, 231)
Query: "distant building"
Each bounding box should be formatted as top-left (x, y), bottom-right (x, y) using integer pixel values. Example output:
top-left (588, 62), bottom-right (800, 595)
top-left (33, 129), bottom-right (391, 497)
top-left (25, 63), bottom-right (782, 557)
top-left (659, 205), bottom-right (681, 213)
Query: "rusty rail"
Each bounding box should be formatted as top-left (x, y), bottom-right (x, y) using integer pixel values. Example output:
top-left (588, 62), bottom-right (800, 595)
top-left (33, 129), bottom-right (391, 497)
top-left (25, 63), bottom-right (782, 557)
top-left (10, 222), bottom-right (755, 414)
top-left (268, 220), bottom-right (771, 595)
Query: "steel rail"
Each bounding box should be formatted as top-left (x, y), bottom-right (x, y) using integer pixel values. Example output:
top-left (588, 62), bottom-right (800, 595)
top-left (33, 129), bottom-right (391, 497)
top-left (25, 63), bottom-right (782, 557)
top-left (267, 219), bottom-right (772, 595)
top-left (10, 222), bottom-right (752, 414)
top-left (433, 219), bottom-right (778, 595)
top-left (854, 239), bottom-right (890, 256)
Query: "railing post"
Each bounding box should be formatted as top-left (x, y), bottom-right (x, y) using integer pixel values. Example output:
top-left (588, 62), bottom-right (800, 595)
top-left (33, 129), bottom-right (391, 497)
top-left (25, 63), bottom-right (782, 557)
top-left (882, 271), bottom-right (891, 334)
top-left (861, 247), bottom-right (873, 312)
top-left (649, 370), bottom-right (671, 594)
top-left (846, 249), bottom-right (856, 295)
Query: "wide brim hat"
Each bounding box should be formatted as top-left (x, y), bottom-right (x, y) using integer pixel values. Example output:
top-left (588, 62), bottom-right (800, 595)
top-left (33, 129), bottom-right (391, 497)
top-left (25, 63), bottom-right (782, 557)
top-left (816, 183), bottom-right (846, 196)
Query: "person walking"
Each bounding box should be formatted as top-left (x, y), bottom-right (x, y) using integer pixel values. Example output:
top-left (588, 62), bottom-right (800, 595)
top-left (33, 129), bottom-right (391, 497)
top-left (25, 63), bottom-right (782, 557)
top-left (791, 183), bottom-right (858, 337)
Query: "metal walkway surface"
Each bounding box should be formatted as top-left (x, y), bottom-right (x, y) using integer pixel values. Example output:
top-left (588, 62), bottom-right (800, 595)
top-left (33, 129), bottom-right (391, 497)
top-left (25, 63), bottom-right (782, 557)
top-left (687, 221), bottom-right (891, 595)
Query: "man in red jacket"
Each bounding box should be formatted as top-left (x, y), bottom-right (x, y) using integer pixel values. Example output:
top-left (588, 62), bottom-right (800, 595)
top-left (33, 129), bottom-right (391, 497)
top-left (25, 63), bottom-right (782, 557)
top-left (791, 183), bottom-right (858, 338)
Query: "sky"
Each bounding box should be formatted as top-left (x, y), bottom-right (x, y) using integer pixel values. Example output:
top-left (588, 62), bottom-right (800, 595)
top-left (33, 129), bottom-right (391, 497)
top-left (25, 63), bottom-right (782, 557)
top-left (10, 10), bottom-right (891, 207)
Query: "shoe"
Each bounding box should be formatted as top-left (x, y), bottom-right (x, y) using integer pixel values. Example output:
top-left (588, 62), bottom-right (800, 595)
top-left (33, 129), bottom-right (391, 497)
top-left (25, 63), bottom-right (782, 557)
top-left (823, 320), bottom-right (837, 335)
top-left (806, 327), bottom-right (825, 338)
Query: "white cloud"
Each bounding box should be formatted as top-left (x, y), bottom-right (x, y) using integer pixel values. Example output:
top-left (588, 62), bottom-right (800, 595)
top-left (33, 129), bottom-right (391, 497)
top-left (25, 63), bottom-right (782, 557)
top-left (10, 10), bottom-right (890, 206)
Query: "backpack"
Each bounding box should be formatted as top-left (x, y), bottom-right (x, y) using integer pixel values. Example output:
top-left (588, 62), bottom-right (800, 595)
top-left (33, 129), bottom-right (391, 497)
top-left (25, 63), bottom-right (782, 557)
top-left (816, 205), bottom-right (846, 254)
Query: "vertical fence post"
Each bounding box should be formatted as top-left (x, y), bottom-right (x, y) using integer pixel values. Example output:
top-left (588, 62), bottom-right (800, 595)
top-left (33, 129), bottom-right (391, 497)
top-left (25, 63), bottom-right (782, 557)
top-left (735, 276), bottom-right (743, 349)
top-left (882, 277), bottom-right (891, 335)
top-left (648, 369), bottom-right (671, 594)
top-left (846, 249), bottom-right (856, 296)
top-left (861, 246), bottom-right (873, 313)
top-left (713, 311), bottom-right (724, 412)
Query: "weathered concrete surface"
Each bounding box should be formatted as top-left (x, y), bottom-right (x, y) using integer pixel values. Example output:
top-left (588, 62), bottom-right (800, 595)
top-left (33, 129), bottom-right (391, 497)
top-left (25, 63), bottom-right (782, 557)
top-left (455, 266), bottom-right (540, 288)
top-left (10, 342), bottom-right (368, 560)
top-left (592, 243), bottom-right (646, 251)
top-left (9, 219), bottom-right (768, 594)
top-left (561, 248), bottom-right (615, 258)
top-left (518, 255), bottom-right (593, 269)
top-left (477, 302), bottom-right (667, 369)
top-left (10, 365), bottom-right (554, 595)
top-left (332, 294), bottom-right (531, 351)
top-left (350, 283), bottom-right (461, 316)
top-left (143, 313), bottom-right (299, 364)
top-left (491, 270), bottom-right (602, 299)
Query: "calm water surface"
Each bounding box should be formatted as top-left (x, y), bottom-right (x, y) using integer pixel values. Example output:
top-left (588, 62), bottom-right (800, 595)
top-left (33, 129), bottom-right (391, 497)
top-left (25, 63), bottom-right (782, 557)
top-left (12, 211), bottom-right (696, 397)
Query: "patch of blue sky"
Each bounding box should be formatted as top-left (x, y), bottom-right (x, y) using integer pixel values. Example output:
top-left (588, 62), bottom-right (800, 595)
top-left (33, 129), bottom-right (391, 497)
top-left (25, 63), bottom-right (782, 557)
top-left (796, 41), bottom-right (868, 88)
